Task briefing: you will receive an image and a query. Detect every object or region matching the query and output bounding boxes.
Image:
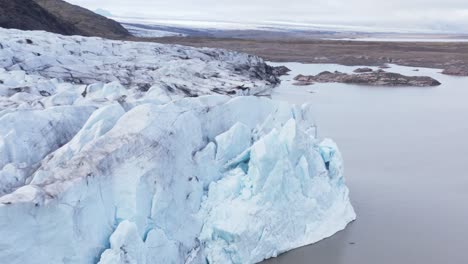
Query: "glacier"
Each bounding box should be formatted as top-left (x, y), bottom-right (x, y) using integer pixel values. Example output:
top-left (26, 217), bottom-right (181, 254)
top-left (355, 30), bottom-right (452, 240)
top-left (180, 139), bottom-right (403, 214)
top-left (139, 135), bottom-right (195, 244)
top-left (0, 28), bottom-right (355, 264)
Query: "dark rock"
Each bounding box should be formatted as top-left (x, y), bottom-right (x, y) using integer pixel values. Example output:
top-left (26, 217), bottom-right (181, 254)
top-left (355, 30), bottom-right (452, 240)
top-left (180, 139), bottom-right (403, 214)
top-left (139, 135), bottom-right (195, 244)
top-left (137, 83), bottom-right (152, 92)
top-left (293, 74), bottom-right (314, 85)
top-left (39, 90), bottom-right (51, 96)
top-left (442, 66), bottom-right (468, 76)
top-left (81, 86), bottom-right (88, 98)
top-left (249, 64), bottom-right (281, 86)
top-left (293, 81), bottom-right (314, 86)
top-left (117, 95), bottom-right (127, 104)
top-left (293, 70), bottom-right (441, 87)
top-left (6, 86), bottom-right (32, 96)
top-left (353, 67), bottom-right (373, 73)
top-left (272, 66), bottom-right (291, 76)
top-left (235, 85), bottom-right (249, 91)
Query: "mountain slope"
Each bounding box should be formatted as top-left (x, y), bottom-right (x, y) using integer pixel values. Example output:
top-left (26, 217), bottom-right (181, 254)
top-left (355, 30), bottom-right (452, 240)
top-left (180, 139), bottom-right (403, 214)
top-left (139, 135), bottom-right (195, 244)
top-left (33, 0), bottom-right (130, 38)
top-left (0, 0), bottom-right (78, 35)
top-left (0, 0), bottom-right (129, 38)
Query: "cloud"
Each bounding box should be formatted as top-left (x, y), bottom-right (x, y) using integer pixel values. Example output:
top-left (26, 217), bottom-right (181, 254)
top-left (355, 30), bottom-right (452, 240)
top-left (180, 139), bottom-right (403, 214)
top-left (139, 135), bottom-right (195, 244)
top-left (66, 0), bottom-right (468, 32)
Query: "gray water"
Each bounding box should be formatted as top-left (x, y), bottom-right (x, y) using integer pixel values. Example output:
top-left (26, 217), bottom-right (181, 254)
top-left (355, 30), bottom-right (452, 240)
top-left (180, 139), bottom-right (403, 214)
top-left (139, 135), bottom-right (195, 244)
top-left (327, 38), bottom-right (468, 42)
top-left (264, 62), bottom-right (468, 264)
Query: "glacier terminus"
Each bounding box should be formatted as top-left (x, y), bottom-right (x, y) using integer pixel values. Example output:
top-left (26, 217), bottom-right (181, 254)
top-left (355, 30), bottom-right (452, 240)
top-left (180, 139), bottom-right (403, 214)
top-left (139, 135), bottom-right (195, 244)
top-left (0, 28), bottom-right (355, 264)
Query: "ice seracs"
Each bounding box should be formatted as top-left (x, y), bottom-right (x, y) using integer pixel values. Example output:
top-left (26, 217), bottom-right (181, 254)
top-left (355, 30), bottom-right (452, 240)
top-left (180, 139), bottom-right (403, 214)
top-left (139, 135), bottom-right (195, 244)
top-left (0, 96), bottom-right (355, 264)
top-left (98, 221), bottom-right (147, 264)
top-left (0, 28), bottom-right (279, 97)
top-left (0, 28), bottom-right (355, 264)
top-left (199, 119), bottom-right (355, 264)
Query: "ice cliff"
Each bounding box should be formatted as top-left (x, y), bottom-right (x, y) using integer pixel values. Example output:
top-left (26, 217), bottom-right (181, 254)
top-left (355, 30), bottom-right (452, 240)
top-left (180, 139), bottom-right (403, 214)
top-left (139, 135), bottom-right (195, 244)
top-left (0, 28), bottom-right (355, 264)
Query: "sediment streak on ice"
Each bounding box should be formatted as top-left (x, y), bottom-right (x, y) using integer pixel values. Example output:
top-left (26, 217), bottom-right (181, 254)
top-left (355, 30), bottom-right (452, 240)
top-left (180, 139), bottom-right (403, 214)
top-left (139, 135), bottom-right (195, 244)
top-left (0, 28), bottom-right (355, 264)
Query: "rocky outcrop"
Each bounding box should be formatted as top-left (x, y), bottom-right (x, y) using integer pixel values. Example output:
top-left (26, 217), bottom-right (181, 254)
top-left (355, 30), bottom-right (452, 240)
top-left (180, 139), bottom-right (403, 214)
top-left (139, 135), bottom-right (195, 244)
top-left (294, 70), bottom-right (441, 87)
top-left (272, 65), bottom-right (292, 76)
top-left (0, 0), bottom-right (129, 39)
top-left (442, 66), bottom-right (468, 76)
top-left (353, 67), bottom-right (373, 73)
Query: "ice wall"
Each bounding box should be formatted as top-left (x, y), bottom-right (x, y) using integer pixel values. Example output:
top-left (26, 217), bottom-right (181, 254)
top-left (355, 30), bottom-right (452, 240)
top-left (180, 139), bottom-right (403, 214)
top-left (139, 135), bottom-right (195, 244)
top-left (0, 28), bottom-right (355, 264)
top-left (0, 95), bottom-right (355, 264)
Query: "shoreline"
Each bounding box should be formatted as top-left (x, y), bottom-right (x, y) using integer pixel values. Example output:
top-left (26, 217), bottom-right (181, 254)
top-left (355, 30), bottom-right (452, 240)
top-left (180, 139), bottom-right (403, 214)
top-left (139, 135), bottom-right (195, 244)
top-left (262, 62), bottom-right (468, 264)
top-left (146, 36), bottom-right (468, 75)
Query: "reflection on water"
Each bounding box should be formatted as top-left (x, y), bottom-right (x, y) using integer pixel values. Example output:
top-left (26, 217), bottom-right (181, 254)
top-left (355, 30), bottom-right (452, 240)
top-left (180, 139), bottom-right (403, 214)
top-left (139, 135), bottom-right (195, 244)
top-left (264, 62), bottom-right (468, 264)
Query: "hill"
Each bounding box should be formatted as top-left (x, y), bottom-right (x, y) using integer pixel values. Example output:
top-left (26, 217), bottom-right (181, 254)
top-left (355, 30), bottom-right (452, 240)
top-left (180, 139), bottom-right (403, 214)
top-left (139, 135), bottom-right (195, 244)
top-left (0, 0), bottom-right (77, 35)
top-left (33, 0), bottom-right (129, 38)
top-left (0, 0), bottom-right (129, 38)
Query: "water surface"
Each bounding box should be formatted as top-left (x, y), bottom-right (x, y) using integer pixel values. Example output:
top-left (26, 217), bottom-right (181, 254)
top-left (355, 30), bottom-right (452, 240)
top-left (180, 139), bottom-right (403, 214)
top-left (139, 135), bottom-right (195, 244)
top-left (264, 62), bottom-right (468, 264)
top-left (327, 38), bottom-right (468, 42)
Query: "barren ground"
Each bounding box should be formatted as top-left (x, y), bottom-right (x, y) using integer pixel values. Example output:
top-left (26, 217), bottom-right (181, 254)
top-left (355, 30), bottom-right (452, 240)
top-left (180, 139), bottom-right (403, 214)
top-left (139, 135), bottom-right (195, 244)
top-left (146, 36), bottom-right (468, 70)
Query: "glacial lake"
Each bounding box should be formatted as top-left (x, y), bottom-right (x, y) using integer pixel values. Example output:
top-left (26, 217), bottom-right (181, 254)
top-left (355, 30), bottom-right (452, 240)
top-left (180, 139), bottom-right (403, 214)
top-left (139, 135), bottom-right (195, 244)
top-left (326, 38), bottom-right (468, 42)
top-left (264, 62), bottom-right (468, 264)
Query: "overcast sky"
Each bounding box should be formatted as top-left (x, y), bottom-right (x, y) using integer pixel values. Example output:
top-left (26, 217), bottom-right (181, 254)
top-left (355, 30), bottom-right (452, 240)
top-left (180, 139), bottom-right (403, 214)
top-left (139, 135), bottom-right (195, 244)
top-left (67, 0), bottom-right (468, 32)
